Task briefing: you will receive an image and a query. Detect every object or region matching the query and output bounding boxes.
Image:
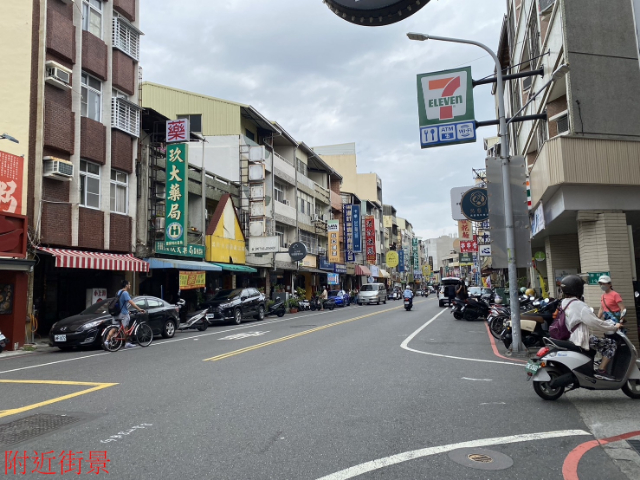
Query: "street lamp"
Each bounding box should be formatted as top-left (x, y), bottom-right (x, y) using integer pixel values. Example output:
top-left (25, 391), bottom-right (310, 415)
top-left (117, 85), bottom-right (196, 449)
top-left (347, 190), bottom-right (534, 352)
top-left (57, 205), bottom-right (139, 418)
top-left (0, 133), bottom-right (19, 144)
top-left (407, 31), bottom-right (525, 352)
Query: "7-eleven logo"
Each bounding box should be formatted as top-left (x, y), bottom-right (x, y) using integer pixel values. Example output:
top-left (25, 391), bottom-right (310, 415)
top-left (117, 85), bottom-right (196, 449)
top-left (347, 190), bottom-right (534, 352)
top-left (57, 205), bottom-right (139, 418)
top-left (421, 72), bottom-right (469, 121)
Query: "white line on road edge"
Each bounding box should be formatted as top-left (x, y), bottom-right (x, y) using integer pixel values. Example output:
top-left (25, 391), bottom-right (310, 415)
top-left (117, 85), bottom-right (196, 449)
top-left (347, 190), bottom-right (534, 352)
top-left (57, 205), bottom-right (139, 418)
top-left (461, 377), bottom-right (493, 381)
top-left (400, 309), bottom-right (523, 366)
top-left (315, 430), bottom-right (591, 480)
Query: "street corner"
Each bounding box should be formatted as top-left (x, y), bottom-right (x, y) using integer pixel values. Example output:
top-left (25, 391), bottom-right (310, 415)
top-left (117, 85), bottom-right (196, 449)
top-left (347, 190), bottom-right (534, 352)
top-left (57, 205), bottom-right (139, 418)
top-left (0, 380), bottom-right (118, 420)
top-left (563, 431), bottom-right (640, 480)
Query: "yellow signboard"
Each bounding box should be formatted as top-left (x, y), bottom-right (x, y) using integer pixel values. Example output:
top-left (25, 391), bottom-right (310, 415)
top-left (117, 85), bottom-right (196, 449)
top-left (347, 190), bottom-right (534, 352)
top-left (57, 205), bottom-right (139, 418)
top-left (205, 194), bottom-right (247, 265)
top-left (179, 271), bottom-right (206, 290)
top-left (386, 251), bottom-right (399, 268)
top-left (383, 216), bottom-right (393, 228)
top-left (301, 255), bottom-right (317, 268)
top-left (423, 265), bottom-right (431, 277)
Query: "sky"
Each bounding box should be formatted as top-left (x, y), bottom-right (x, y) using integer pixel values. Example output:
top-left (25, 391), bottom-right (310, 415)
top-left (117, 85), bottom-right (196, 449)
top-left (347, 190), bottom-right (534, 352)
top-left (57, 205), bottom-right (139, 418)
top-left (140, 0), bottom-right (507, 240)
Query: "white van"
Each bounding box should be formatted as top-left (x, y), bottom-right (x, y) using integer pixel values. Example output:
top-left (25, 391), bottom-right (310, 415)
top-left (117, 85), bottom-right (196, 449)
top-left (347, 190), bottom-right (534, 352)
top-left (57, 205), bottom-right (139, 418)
top-left (357, 283), bottom-right (387, 305)
top-left (438, 277), bottom-right (461, 307)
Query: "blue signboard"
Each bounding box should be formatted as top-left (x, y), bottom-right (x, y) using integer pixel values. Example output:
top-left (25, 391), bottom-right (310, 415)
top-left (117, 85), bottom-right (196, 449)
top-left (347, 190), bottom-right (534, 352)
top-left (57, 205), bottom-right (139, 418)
top-left (334, 264), bottom-right (347, 274)
top-left (343, 204), bottom-right (355, 263)
top-left (352, 205), bottom-right (361, 253)
top-left (460, 187), bottom-right (489, 222)
top-left (328, 273), bottom-right (339, 285)
top-left (319, 257), bottom-right (333, 271)
top-left (420, 121), bottom-right (476, 149)
top-left (398, 249), bottom-right (405, 273)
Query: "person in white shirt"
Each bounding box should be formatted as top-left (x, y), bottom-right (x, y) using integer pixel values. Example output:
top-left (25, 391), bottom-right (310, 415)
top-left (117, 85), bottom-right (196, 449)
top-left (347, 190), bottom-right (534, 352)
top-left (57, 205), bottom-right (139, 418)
top-left (559, 275), bottom-right (624, 381)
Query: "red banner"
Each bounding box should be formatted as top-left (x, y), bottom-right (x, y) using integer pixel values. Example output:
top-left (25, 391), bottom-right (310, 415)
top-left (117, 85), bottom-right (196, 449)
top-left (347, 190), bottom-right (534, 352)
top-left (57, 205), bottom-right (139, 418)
top-left (364, 215), bottom-right (376, 263)
top-left (460, 235), bottom-right (478, 253)
top-left (0, 151), bottom-right (24, 215)
top-left (0, 212), bottom-right (27, 258)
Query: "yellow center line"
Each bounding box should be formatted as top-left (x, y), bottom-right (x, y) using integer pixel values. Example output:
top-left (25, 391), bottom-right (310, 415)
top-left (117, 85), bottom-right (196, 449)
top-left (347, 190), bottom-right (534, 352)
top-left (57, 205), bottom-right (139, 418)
top-left (0, 380), bottom-right (118, 419)
top-left (203, 305), bottom-right (402, 362)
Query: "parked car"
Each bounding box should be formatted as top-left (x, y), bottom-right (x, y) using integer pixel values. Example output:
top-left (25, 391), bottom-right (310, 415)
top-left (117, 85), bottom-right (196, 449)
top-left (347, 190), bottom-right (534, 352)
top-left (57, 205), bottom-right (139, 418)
top-left (468, 287), bottom-right (493, 299)
top-left (438, 277), bottom-right (461, 307)
top-left (328, 290), bottom-right (350, 307)
top-left (201, 288), bottom-right (266, 325)
top-left (49, 296), bottom-right (180, 350)
top-left (357, 283), bottom-right (387, 305)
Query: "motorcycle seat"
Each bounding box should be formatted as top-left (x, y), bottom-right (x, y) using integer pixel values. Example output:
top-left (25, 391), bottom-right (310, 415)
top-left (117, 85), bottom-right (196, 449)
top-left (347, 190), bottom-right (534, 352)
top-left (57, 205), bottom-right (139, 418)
top-left (521, 314), bottom-right (545, 324)
top-left (547, 339), bottom-right (591, 355)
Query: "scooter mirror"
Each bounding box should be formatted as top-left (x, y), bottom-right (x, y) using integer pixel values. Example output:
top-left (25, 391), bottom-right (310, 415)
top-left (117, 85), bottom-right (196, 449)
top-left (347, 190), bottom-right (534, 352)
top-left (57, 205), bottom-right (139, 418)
top-left (530, 296), bottom-right (536, 301)
top-left (544, 298), bottom-right (549, 303)
top-left (635, 291), bottom-right (639, 298)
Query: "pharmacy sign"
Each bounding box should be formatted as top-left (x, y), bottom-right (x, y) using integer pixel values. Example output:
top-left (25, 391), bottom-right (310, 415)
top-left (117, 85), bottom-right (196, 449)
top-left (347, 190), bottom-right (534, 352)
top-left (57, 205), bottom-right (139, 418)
top-left (417, 67), bottom-right (477, 149)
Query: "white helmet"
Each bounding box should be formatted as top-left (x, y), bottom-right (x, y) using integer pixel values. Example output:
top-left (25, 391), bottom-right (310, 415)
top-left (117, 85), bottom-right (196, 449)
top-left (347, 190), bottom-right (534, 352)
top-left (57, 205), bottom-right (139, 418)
top-left (494, 295), bottom-right (503, 304)
top-left (598, 275), bottom-right (612, 284)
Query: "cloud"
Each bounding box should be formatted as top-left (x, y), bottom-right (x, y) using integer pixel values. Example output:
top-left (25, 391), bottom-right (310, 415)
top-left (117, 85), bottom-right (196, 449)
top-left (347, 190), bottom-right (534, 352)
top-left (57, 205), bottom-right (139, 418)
top-left (140, 0), bottom-right (505, 239)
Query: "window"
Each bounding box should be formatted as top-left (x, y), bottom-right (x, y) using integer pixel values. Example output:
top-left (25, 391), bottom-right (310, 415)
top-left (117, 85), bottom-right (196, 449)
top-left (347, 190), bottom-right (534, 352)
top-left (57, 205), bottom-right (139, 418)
top-left (147, 298), bottom-right (163, 308)
top-left (81, 73), bottom-right (102, 122)
top-left (110, 169), bottom-right (128, 214)
top-left (80, 160), bottom-right (100, 209)
top-left (274, 182), bottom-right (286, 204)
top-left (298, 191), bottom-right (313, 215)
top-left (177, 114), bottom-right (202, 134)
top-left (528, 13), bottom-right (541, 66)
top-left (296, 158), bottom-right (308, 177)
top-left (536, 120), bottom-right (548, 150)
top-left (82, 0), bottom-right (102, 38)
top-left (245, 129), bottom-right (255, 142)
top-left (275, 225), bottom-right (285, 247)
top-left (299, 231), bottom-right (318, 254)
top-left (112, 13), bottom-right (140, 61)
top-left (111, 89), bottom-right (141, 137)
top-left (554, 113), bottom-right (570, 135)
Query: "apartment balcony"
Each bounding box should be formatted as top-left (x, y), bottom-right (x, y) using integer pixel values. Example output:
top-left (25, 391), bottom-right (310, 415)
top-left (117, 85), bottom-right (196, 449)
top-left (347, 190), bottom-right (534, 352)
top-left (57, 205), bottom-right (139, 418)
top-left (273, 153), bottom-right (296, 185)
top-left (314, 182), bottom-right (330, 205)
top-left (330, 190), bottom-right (342, 211)
top-left (297, 174), bottom-right (315, 196)
top-left (530, 136), bottom-right (640, 207)
top-left (274, 200), bottom-right (297, 227)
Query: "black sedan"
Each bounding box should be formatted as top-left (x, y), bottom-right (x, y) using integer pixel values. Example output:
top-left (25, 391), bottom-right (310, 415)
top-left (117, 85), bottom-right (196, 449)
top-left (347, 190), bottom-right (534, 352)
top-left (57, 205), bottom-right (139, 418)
top-left (48, 296), bottom-right (180, 350)
top-left (201, 288), bottom-right (266, 325)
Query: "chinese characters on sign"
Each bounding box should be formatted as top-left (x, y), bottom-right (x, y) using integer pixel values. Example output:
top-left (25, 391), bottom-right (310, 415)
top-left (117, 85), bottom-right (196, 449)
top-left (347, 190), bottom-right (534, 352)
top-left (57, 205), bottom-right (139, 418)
top-left (4, 450), bottom-right (110, 475)
top-left (460, 187), bottom-right (489, 222)
top-left (165, 143), bottom-right (188, 247)
top-left (351, 205), bottom-right (361, 253)
top-left (327, 220), bottom-right (340, 264)
top-left (458, 220), bottom-right (472, 241)
top-left (166, 118), bottom-right (189, 143)
top-left (478, 230), bottom-right (491, 245)
top-left (179, 271), bottom-right (206, 290)
top-left (398, 249), bottom-right (405, 272)
top-left (412, 238), bottom-right (419, 272)
top-left (459, 236), bottom-right (478, 253)
top-left (0, 151), bottom-right (24, 215)
top-left (155, 242), bottom-right (205, 259)
top-left (343, 205), bottom-right (356, 262)
top-left (364, 215), bottom-right (376, 263)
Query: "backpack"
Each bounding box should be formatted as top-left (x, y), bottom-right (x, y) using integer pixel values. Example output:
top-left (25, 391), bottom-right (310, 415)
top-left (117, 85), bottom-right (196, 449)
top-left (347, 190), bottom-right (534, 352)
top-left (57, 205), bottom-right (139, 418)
top-left (549, 299), bottom-right (578, 340)
top-left (107, 290), bottom-right (124, 316)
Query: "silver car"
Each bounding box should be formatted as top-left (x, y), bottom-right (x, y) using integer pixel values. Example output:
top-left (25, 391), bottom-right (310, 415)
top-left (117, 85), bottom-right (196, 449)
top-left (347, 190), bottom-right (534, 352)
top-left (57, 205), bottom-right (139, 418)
top-left (357, 283), bottom-right (387, 305)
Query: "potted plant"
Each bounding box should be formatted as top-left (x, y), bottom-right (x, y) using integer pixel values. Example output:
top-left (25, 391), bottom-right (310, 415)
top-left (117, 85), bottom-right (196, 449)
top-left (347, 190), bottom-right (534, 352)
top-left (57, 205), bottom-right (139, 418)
top-left (296, 287), bottom-right (307, 299)
top-left (288, 297), bottom-right (299, 314)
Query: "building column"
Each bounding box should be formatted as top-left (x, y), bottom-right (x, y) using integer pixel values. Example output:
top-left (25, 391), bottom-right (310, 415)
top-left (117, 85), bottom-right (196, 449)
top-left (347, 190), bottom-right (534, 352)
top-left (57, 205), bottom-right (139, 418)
top-left (577, 211), bottom-right (638, 347)
top-left (544, 234), bottom-right (580, 298)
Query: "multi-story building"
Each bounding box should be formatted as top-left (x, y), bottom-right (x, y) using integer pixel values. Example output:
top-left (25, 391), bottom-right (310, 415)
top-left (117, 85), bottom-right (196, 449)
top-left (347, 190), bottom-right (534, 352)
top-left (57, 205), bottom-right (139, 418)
top-left (424, 235), bottom-right (457, 283)
top-left (493, 0), bottom-right (640, 345)
top-left (1, 0), bottom-right (146, 341)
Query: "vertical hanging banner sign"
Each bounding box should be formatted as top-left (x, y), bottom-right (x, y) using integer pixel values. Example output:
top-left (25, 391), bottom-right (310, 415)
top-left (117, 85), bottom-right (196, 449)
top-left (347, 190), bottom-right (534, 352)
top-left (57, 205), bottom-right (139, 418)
top-left (364, 215), bottom-right (376, 263)
top-left (458, 220), bottom-right (472, 241)
top-left (343, 205), bottom-right (355, 263)
top-left (165, 143), bottom-right (189, 247)
top-left (398, 249), bottom-right (405, 273)
top-left (327, 220), bottom-right (341, 264)
top-left (352, 204), bottom-right (362, 253)
top-left (412, 237), bottom-right (419, 272)
top-left (0, 151), bottom-right (24, 214)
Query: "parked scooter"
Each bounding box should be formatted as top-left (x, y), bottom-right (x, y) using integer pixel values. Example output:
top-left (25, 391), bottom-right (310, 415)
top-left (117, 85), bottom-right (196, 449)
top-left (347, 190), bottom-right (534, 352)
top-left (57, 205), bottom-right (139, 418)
top-left (178, 308), bottom-right (210, 331)
top-left (0, 329), bottom-right (8, 353)
top-left (310, 296), bottom-right (336, 311)
top-left (451, 296), bottom-right (490, 321)
top-left (266, 299), bottom-right (286, 317)
top-left (527, 331), bottom-right (640, 400)
top-left (298, 298), bottom-right (311, 311)
top-left (501, 299), bottom-right (559, 349)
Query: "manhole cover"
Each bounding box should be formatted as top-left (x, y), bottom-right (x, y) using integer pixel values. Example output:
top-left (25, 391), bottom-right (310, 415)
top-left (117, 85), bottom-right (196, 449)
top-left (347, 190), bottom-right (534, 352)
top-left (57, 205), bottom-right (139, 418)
top-left (0, 414), bottom-right (81, 447)
top-left (448, 448), bottom-right (513, 471)
top-left (468, 453), bottom-right (493, 463)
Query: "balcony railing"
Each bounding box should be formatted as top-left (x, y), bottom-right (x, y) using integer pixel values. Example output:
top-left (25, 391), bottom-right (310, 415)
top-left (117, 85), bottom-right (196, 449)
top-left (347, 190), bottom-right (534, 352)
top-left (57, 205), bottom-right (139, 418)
top-left (274, 200), bottom-right (297, 220)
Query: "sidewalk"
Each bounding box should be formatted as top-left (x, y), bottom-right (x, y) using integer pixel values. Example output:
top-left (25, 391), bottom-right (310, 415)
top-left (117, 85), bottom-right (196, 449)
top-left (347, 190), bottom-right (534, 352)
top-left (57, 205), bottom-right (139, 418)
top-left (0, 342), bottom-right (57, 359)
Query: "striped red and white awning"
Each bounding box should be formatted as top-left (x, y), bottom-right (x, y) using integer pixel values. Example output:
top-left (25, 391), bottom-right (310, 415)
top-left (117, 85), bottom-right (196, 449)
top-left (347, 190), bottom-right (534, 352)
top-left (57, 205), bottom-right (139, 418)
top-left (355, 264), bottom-right (372, 276)
top-left (37, 248), bottom-right (149, 272)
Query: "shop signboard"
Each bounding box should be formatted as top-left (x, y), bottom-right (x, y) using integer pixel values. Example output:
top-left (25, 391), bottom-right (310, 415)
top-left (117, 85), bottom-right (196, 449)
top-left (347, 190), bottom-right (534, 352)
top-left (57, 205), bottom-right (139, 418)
top-left (478, 230), bottom-right (491, 245)
top-left (352, 204), bottom-right (362, 253)
top-left (288, 242), bottom-right (308, 262)
top-left (386, 251), bottom-right (399, 268)
top-left (334, 264), bottom-right (347, 274)
top-left (0, 151), bottom-right (24, 215)
top-left (319, 257), bottom-right (333, 271)
top-left (0, 212), bottom-right (27, 258)
top-left (166, 118), bottom-right (189, 143)
top-left (417, 67), bottom-right (476, 149)
top-left (588, 271), bottom-right (611, 286)
top-left (461, 188), bottom-right (489, 222)
top-left (179, 270), bottom-right (206, 290)
top-left (364, 215), bottom-right (376, 263)
top-left (459, 253), bottom-right (474, 265)
top-left (86, 288), bottom-right (107, 308)
top-left (450, 185), bottom-right (476, 221)
top-left (301, 255), bottom-right (317, 268)
top-left (531, 202), bottom-right (546, 237)
top-left (343, 204), bottom-right (356, 262)
top-left (327, 220), bottom-right (341, 263)
top-left (155, 242), bottom-right (205, 259)
top-left (458, 220), bottom-right (472, 241)
top-left (248, 236), bottom-right (280, 254)
top-left (479, 245), bottom-right (492, 257)
top-left (165, 143), bottom-right (188, 247)
top-left (328, 273), bottom-right (339, 285)
top-left (412, 238), bottom-right (419, 271)
top-left (398, 249), bottom-right (405, 272)
top-left (460, 236), bottom-right (478, 253)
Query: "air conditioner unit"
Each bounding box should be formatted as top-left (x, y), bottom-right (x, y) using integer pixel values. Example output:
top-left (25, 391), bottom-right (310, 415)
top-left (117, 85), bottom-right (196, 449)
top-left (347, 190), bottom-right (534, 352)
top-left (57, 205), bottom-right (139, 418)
top-left (311, 214), bottom-right (320, 222)
top-left (282, 199), bottom-right (290, 206)
top-left (522, 76), bottom-right (532, 91)
top-left (154, 184), bottom-right (166, 199)
top-left (43, 157), bottom-right (73, 181)
top-left (45, 61), bottom-right (72, 90)
top-left (556, 114), bottom-right (570, 134)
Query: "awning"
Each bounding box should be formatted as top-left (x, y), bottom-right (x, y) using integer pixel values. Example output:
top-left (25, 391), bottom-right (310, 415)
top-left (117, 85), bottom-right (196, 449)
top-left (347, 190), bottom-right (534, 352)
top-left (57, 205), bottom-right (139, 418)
top-left (379, 269), bottom-right (390, 278)
top-left (212, 263), bottom-right (257, 273)
top-left (146, 258), bottom-right (221, 272)
top-left (0, 258), bottom-right (36, 272)
top-left (355, 265), bottom-right (371, 276)
top-left (38, 247), bottom-right (149, 272)
top-left (299, 267), bottom-right (326, 274)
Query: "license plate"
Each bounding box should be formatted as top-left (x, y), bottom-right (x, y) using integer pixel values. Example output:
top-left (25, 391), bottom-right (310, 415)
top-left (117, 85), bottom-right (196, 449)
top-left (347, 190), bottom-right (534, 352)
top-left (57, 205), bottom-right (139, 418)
top-left (525, 360), bottom-right (540, 375)
top-left (54, 334), bottom-right (67, 342)
top-left (206, 314), bottom-right (214, 320)
top-left (405, 301), bottom-right (410, 304)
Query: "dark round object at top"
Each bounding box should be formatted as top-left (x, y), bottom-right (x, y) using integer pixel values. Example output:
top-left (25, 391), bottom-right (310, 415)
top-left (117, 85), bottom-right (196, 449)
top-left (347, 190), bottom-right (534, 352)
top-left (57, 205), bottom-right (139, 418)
top-left (288, 242), bottom-right (308, 262)
top-left (324, 0), bottom-right (431, 26)
top-left (560, 275), bottom-right (585, 298)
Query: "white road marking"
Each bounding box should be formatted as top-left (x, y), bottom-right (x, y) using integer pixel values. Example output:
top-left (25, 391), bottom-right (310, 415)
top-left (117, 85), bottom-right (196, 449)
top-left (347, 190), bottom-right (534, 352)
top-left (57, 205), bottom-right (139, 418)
top-left (315, 430), bottom-right (591, 480)
top-left (218, 331), bottom-right (270, 340)
top-left (480, 402), bottom-right (506, 405)
top-left (0, 352), bottom-right (110, 375)
top-left (400, 309), bottom-right (523, 366)
top-left (461, 377), bottom-right (493, 382)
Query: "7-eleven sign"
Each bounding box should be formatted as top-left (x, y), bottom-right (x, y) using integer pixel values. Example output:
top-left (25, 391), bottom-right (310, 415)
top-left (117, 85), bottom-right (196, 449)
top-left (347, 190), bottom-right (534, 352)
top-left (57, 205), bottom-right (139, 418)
top-left (416, 67), bottom-right (476, 149)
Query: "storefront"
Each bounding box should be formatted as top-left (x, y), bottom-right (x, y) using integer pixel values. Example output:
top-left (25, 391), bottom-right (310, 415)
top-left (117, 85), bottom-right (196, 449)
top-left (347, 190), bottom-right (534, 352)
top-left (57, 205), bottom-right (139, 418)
top-left (355, 264), bottom-right (371, 289)
top-left (34, 247), bottom-right (149, 335)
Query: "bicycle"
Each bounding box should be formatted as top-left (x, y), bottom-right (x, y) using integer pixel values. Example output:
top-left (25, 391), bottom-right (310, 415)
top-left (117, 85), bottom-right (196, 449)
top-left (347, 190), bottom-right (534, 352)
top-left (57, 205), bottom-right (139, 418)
top-left (102, 317), bottom-right (153, 352)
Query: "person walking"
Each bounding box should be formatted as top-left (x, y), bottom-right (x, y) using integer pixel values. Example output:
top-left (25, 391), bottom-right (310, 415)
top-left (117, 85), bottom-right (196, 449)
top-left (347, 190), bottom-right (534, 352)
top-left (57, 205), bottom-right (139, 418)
top-left (105, 280), bottom-right (145, 349)
top-left (320, 285), bottom-right (328, 311)
top-left (597, 275), bottom-right (626, 326)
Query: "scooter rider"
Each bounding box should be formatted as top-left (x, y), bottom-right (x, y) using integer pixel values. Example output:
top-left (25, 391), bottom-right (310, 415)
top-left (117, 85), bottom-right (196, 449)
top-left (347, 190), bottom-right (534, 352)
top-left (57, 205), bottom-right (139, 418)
top-left (560, 275), bottom-right (624, 381)
top-left (403, 286), bottom-right (414, 307)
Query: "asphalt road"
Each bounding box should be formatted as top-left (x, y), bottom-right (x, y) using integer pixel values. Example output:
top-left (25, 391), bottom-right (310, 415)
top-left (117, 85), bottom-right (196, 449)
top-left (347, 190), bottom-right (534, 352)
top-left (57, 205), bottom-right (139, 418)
top-left (2, 297), bottom-right (640, 479)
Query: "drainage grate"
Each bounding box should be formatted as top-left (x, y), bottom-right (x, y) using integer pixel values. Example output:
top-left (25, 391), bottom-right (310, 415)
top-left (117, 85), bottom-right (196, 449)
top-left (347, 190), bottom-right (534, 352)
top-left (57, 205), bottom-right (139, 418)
top-left (628, 440), bottom-right (640, 455)
top-left (468, 453), bottom-right (494, 463)
top-left (0, 414), bottom-right (81, 447)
